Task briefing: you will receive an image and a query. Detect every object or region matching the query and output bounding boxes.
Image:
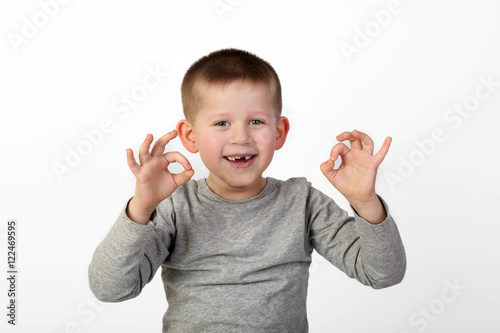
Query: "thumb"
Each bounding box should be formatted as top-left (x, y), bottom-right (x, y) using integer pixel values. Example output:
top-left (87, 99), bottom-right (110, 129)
top-left (173, 168), bottom-right (195, 187)
top-left (320, 159), bottom-right (337, 182)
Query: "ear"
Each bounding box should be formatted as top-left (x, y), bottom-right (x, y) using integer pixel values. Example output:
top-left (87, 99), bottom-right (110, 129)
top-left (176, 119), bottom-right (199, 153)
top-left (275, 116), bottom-right (290, 150)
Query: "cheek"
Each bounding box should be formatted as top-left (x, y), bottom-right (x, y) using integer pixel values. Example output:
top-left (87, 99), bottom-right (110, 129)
top-left (258, 129), bottom-right (277, 149)
top-left (198, 133), bottom-right (224, 157)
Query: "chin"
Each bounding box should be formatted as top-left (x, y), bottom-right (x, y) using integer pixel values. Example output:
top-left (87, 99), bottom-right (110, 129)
top-left (226, 175), bottom-right (263, 188)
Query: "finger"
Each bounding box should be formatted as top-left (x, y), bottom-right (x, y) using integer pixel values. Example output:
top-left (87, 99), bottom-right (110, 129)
top-left (138, 134), bottom-right (154, 165)
top-left (373, 136), bottom-right (392, 165)
top-left (320, 159), bottom-right (338, 183)
top-left (163, 151), bottom-right (192, 172)
top-left (337, 131), bottom-right (362, 150)
top-left (164, 151), bottom-right (194, 187)
top-left (330, 143), bottom-right (350, 162)
top-left (126, 148), bottom-right (140, 176)
top-left (352, 130), bottom-right (374, 155)
top-left (151, 130), bottom-right (178, 157)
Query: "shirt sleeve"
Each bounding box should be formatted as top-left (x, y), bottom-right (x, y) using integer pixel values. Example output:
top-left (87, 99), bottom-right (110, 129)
top-left (307, 185), bottom-right (406, 289)
top-left (88, 198), bottom-right (176, 302)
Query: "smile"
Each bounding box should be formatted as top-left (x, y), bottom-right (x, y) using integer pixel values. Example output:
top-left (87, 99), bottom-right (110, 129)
top-left (224, 155), bottom-right (256, 162)
top-left (223, 154), bottom-right (257, 168)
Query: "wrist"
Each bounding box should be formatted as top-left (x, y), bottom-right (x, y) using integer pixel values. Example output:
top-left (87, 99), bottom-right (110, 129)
top-left (126, 197), bottom-right (156, 225)
top-left (347, 192), bottom-right (378, 207)
top-left (348, 195), bottom-right (386, 225)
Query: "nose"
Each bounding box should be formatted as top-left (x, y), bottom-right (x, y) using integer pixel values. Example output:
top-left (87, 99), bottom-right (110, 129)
top-left (228, 123), bottom-right (251, 145)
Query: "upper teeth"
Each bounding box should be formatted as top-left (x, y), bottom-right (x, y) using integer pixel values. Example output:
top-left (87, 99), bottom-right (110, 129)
top-left (227, 156), bottom-right (252, 161)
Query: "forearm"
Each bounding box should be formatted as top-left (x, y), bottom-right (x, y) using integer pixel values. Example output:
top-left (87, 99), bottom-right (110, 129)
top-left (309, 186), bottom-right (406, 289)
top-left (88, 205), bottom-right (158, 302)
top-left (354, 211), bottom-right (407, 288)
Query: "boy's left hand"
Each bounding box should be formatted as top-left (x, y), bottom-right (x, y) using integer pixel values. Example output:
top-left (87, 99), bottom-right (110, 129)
top-left (320, 130), bottom-right (391, 207)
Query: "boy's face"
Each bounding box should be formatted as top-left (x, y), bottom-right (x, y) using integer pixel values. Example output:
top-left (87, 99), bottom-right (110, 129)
top-left (178, 80), bottom-right (289, 200)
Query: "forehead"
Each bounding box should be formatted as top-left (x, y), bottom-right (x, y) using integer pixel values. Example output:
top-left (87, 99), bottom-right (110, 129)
top-left (196, 80), bottom-right (275, 118)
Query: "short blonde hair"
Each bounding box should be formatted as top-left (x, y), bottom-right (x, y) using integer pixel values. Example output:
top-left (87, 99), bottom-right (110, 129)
top-left (181, 48), bottom-right (282, 123)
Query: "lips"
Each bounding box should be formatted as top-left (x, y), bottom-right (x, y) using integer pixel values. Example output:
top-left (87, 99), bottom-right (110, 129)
top-left (224, 155), bottom-right (255, 161)
top-left (223, 154), bottom-right (256, 168)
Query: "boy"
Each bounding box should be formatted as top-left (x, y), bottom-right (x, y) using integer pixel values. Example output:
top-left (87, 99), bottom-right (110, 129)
top-left (88, 48), bottom-right (406, 332)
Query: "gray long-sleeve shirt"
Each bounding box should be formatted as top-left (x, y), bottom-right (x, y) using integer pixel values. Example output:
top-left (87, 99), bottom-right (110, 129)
top-left (88, 177), bottom-right (406, 332)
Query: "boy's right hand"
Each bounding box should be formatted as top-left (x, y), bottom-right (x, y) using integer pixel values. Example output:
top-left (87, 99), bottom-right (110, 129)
top-left (125, 130), bottom-right (194, 225)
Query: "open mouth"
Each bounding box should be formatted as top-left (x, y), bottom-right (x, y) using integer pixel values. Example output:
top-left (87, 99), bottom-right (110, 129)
top-left (223, 155), bottom-right (256, 165)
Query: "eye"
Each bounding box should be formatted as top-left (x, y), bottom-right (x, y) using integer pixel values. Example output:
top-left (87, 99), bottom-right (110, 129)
top-left (250, 119), bottom-right (263, 125)
top-left (215, 121), bottom-right (229, 126)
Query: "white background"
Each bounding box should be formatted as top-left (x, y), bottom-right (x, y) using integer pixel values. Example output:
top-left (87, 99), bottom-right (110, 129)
top-left (1, 0), bottom-right (499, 332)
